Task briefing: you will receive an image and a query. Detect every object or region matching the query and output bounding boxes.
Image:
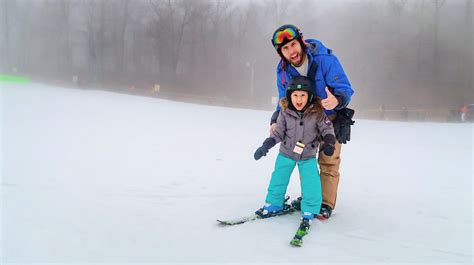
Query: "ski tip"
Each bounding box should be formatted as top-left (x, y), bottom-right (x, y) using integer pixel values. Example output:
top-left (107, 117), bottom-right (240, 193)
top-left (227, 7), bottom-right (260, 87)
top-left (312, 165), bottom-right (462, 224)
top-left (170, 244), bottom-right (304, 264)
top-left (217, 219), bottom-right (241, 226)
top-left (290, 239), bottom-right (303, 247)
top-left (216, 219), bottom-right (228, 225)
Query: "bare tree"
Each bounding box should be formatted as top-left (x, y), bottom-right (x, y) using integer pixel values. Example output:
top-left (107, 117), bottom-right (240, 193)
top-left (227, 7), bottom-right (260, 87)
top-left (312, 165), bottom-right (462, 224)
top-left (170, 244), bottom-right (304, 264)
top-left (149, 0), bottom-right (193, 81)
top-left (82, 0), bottom-right (108, 84)
top-left (235, 2), bottom-right (261, 93)
top-left (266, 0), bottom-right (289, 26)
top-left (415, 0), bottom-right (426, 106)
top-left (112, 0), bottom-right (132, 73)
top-left (432, 0), bottom-right (447, 104)
top-left (187, 0), bottom-right (211, 80)
top-left (209, 0), bottom-right (232, 79)
top-left (466, 0), bottom-right (473, 93)
top-left (388, 0), bottom-right (408, 96)
top-left (17, 0), bottom-right (36, 73)
top-left (55, 0), bottom-right (73, 74)
top-left (1, 0), bottom-right (11, 72)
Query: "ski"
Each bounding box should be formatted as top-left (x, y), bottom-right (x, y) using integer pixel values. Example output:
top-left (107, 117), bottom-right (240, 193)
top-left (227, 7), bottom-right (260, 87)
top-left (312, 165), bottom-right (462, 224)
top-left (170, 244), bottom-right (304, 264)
top-left (217, 204), bottom-right (295, 226)
top-left (216, 215), bottom-right (259, 225)
top-left (290, 219), bottom-right (311, 247)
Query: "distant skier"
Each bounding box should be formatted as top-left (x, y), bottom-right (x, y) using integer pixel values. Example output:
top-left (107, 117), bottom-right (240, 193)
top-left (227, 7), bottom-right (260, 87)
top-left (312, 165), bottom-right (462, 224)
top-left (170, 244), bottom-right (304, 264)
top-left (253, 76), bottom-right (335, 241)
top-left (269, 24), bottom-right (355, 219)
top-left (459, 104), bottom-right (469, 122)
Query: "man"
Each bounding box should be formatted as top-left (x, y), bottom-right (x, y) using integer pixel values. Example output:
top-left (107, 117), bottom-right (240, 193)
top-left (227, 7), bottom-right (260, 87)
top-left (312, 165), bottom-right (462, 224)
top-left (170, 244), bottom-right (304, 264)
top-left (269, 24), bottom-right (354, 219)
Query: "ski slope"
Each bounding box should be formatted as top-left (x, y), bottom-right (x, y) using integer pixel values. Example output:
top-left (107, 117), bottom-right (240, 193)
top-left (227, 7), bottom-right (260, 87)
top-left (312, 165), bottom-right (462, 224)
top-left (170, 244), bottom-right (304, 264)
top-left (1, 83), bottom-right (473, 264)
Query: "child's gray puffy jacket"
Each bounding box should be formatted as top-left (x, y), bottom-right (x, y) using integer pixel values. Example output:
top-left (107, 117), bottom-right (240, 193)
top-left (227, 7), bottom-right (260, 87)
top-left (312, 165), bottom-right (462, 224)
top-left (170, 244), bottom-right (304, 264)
top-left (271, 103), bottom-right (335, 161)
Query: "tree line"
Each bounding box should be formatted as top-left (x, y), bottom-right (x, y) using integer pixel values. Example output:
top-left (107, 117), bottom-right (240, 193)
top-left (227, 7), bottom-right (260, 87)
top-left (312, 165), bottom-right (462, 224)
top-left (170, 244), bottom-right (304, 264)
top-left (1, 0), bottom-right (472, 112)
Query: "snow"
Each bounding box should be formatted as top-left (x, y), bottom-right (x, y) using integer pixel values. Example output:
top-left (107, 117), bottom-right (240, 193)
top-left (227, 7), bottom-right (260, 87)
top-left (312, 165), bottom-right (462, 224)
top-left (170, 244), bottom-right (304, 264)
top-left (1, 83), bottom-right (473, 264)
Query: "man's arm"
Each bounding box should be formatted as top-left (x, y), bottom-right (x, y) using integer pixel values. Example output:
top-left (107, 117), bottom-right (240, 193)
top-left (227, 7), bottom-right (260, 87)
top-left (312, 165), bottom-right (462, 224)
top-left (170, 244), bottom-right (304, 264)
top-left (270, 67), bottom-right (287, 132)
top-left (270, 110), bottom-right (286, 143)
top-left (270, 68), bottom-right (287, 123)
top-left (322, 55), bottom-right (354, 110)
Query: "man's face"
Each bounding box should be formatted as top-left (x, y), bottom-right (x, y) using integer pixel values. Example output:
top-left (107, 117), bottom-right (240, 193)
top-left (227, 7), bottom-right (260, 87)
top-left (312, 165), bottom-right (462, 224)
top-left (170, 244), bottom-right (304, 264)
top-left (281, 39), bottom-right (304, 66)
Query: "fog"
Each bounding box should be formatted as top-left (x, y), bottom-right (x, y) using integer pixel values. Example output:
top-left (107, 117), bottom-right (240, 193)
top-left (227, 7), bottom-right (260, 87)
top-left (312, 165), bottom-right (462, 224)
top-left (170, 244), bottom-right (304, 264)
top-left (1, 0), bottom-right (473, 121)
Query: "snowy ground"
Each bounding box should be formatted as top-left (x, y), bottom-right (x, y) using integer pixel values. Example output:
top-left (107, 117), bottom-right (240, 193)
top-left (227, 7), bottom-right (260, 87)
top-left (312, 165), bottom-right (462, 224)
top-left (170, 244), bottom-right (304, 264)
top-left (1, 83), bottom-right (473, 264)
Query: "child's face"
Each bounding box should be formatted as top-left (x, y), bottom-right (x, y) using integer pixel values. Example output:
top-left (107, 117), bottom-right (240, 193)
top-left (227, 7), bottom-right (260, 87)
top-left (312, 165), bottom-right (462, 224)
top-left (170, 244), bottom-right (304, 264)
top-left (291, 91), bottom-right (309, 111)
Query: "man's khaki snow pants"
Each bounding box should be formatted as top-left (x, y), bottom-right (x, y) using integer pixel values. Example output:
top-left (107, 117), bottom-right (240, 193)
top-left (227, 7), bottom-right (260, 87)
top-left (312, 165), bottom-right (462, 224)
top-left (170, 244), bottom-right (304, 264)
top-left (317, 140), bottom-right (342, 209)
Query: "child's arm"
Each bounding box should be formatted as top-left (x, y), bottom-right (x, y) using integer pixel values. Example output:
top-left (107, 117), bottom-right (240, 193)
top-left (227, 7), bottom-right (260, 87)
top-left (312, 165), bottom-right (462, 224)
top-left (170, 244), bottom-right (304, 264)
top-left (254, 112), bottom-right (286, 160)
top-left (317, 112), bottom-right (336, 156)
top-left (317, 112), bottom-right (335, 139)
top-left (270, 110), bottom-right (286, 143)
top-left (254, 138), bottom-right (276, 160)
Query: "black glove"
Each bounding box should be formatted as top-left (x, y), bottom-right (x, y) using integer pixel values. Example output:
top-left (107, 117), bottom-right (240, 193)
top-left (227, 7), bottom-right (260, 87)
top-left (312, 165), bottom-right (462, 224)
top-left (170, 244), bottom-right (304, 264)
top-left (254, 138), bottom-right (277, 160)
top-left (320, 134), bottom-right (336, 156)
top-left (333, 107), bottom-right (355, 144)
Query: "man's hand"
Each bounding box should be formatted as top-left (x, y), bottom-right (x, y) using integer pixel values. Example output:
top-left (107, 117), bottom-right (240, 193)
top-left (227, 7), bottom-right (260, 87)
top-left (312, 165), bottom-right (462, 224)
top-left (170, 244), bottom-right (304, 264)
top-left (269, 123), bottom-right (277, 136)
top-left (321, 87), bottom-right (339, 110)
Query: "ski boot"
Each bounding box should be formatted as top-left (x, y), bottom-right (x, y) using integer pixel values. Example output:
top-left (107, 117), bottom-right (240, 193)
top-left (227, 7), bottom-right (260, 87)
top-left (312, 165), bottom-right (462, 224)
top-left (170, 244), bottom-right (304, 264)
top-left (255, 197), bottom-right (294, 218)
top-left (290, 212), bottom-right (313, 247)
top-left (316, 204), bottom-right (333, 220)
top-left (255, 203), bottom-right (284, 218)
top-left (290, 196), bottom-right (302, 211)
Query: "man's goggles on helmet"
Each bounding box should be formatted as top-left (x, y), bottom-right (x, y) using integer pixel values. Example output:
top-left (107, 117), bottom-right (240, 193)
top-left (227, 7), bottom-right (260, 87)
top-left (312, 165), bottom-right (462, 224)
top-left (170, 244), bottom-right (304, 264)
top-left (272, 27), bottom-right (298, 46)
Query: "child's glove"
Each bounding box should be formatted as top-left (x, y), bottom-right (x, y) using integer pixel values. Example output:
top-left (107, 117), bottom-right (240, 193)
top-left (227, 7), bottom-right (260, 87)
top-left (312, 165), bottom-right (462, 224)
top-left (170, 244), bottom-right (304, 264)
top-left (254, 138), bottom-right (277, 160)
top-left (320, 134), bottom-right (336, 156)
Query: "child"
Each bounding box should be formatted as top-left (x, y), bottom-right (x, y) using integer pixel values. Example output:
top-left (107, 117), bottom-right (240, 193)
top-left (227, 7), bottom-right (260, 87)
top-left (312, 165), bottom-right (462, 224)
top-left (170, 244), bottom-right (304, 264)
top-left (253, 76), bottom-right (336, 229)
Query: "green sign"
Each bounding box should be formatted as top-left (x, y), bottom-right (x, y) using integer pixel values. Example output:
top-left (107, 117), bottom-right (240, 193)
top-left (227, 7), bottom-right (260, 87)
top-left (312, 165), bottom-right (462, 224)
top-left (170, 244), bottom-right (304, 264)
top-left (0, 75), bottom-right (30, 83)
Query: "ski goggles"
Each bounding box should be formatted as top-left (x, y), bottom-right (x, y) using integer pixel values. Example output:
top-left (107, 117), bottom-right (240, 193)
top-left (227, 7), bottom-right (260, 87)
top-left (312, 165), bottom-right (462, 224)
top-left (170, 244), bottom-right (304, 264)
top-left (272, 27), bottom-right (298, 46)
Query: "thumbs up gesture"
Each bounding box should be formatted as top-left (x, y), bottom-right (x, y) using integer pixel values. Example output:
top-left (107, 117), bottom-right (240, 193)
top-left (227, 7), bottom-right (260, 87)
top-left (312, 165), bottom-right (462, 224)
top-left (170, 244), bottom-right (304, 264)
top-left (321, 87), bottom-right (339, 110)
